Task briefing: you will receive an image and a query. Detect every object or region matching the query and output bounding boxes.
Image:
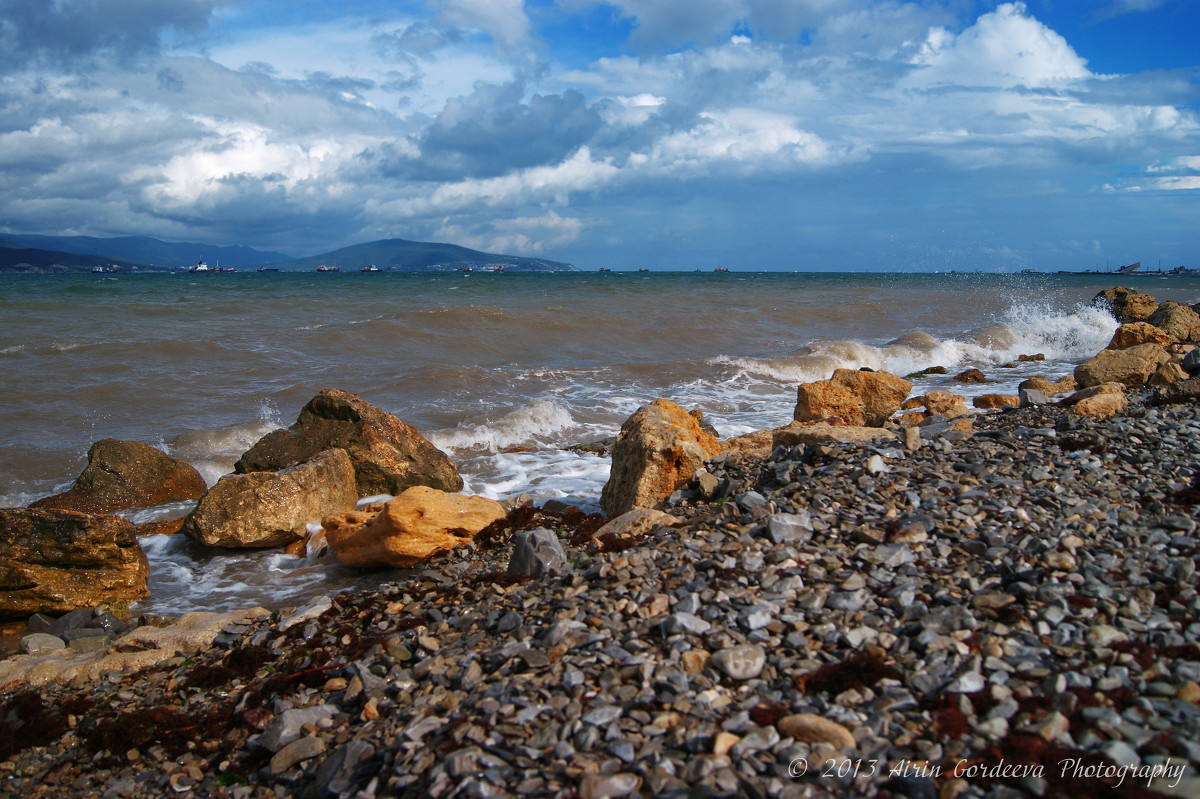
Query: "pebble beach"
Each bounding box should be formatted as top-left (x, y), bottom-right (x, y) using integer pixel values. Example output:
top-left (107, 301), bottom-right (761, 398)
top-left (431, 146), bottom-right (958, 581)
top-left (3, 383), bottom-right (1199, 799)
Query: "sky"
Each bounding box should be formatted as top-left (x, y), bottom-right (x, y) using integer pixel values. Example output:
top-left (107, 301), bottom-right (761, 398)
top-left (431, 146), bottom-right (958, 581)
top-left (0, 0), bottom-right (1197, 271)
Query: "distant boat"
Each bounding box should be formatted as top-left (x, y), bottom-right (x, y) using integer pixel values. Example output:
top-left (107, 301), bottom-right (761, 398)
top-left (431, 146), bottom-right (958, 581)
top-left (361, 264), bottom-right (380, 273)
top-left (461, 266), bottom-right (473, 272)
top-left (189, 259), bottom-right (209, 273)
top-left (598, 267), bottom-right (612, 272)
top-left (713, 267), bottom-right (730, 273)
top-left (316, 264), bottom-right (339, 272)
top-left (638, 268), bottom-right (650, 273)
top-left (92, 265), bottom-right (105, 274)
top-left (258, 266), bottom-right (280, 273)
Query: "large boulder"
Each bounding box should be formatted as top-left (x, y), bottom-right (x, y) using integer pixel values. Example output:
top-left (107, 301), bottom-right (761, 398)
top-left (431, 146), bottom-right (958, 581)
top-left (1146, 302), bottom-right (1200, 344)
top-left (183, 449), bottom-right (358, 549)
top-left (1061, 383), bottom-right (1128, 418)
top-left (235, 388), bottom-right (462, 496)
top-left (1074, 343), bottom-right (1172, 388)
top-left (30, 439), bottom-right (206, 515)
top-left (0, 509), bottom-right (149, 618)
top-left (793, 369), bottom-right (912, 427)
top-left (599, 400), bottom-right (721, 517)
top-left (1093, 287), bottom-right (1158, 322)
top-left (322, 486), bottom-right (506, 568)
top-left (1106, 322), bottom-right (1172, 351)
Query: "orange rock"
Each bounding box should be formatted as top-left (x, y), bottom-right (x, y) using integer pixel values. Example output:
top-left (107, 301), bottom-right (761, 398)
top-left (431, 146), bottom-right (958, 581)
top-left (777, 713), bottom-right (856, 750)
top-left (973, 394), bottom-right (1019, 409)
top-left (793, 369), bottom-right (912, 427)
top-left (1106, 322), bottom-right (1172, 350)
top-left (1074, 344), bottom-right (1171, 388)
top-left (953, 368), bottom-right (987, 383)
top-left (923, 390), bottom-right (969, 418)
top-left (0, 509), bottom-right (149, 617)
top-left (324, 485), bottom-right (506, 568)
top-left (600, 400), bottom-right (720, 517)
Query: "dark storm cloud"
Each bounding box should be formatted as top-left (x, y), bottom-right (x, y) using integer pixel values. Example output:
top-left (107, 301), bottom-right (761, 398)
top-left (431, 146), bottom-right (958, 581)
top-left (412, 81), bottom-right (603, 179)
top-left (0, 0), bottom-right (219, 72)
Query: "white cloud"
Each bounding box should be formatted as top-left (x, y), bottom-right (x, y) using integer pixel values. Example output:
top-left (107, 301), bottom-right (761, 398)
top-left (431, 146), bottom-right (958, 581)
top-left (435, 209), bottom-right (585, 254)
top-left (433, 0), bottom-right (532, 55)
top-left (907, 2), bottom-right (1091, 89)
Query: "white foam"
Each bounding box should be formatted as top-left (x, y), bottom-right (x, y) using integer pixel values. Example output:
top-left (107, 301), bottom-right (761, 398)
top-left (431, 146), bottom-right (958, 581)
top-left (430, 399), bottom-right (583, 456)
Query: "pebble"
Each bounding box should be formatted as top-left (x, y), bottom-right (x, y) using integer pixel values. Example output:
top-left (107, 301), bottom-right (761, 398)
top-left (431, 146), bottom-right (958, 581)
top-left (5, 386), bottom-right (1200, 799)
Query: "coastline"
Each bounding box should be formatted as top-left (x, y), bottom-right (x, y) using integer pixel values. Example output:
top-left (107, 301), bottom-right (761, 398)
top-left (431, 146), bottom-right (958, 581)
top-left (2, 388), bottom-right (1199, 797)
top-left (2, 283), bottom-right (1200, 798)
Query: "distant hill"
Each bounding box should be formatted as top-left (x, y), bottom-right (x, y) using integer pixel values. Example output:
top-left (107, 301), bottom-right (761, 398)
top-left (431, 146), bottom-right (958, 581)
top-left (281, 238), bottom-right (577, 272)
top-left (3, 234), bottom-right (292, 268)
top-left (0, 239), bottom-right (148, 273)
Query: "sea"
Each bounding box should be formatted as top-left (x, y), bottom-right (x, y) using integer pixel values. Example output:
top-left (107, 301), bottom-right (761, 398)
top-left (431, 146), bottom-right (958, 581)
top-left (2, 270), bottom-right (1198, 617)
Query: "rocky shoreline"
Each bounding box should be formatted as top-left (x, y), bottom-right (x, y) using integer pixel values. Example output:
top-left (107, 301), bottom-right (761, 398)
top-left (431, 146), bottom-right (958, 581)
top-left (2, 287), bottom-right (1200, 798)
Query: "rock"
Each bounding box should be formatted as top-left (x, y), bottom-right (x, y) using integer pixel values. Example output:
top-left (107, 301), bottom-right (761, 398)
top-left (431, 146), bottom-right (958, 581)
top-left (19, 633), bottom-right (66, 655)
top-left (1074, 343), bottom-right (1171, 388)
top-left (1018, 376), bottom-right (1066, 396)
top-left (1019, 389), bottom-right (1048, 408)
top-left (183, 449), bottom-right (358, 549)
top-left (0, 509), bottom-right (149, 618)
top-left (767, 512), bottom-right (812, 544)
top-left (324, 486), bottom-right (506, 568)
top-left (1150, 362), bottom-right (1188, 386)
top-left (270, 736), bottom-right (327, 775)
top-left (771, 422), bottom-right (895, 449)
top-left (1149, 376), bottom-right (1200, 406)
top-left (235, 387), bottom-right (462, 496)
top-left (711, 644), bottom-right (766, 680)
top-left (260, 705), bottom-right (340, 753)
top-left (579, 773), bottom-right (640, 799)
top-left (1061, 383), bottom-right (1128, 418)
top-left (953, 368), bottom-right (986, 383)
top-left (30, 439), bottom-right (206, 515)
top-left (777, 714), bottom-right (856, 750)
top-left (590, 508), bottom-right (679, 541)
top-left (1106, 322), bottom-right (1172, 351)
top-left (793, 368), bottom-right (912, 427)
top-left (973, 394), bottom-right (1019, 410)
top-left (1147, 301), bottom-right (1200, 343)
top-left (922, 390), bottom-right (970, 419)
top-left (507, 528), bottom-right (567, 577)
top-left (1183, 348), bottom-right (1200, 376)
top-left (599, 400), bottom-right (721, 517)
top-left (1093, 286), bottom-right (1158, 322)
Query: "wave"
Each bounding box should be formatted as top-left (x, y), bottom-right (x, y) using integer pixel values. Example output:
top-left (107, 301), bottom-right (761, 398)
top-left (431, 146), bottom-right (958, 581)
top-left (429, 398), bottom-right (582, 456)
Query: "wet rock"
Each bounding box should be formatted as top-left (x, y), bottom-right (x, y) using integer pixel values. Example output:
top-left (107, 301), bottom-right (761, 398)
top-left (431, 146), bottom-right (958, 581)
top-left (921, 391), bottom-right (970, 418)
top-left (235, 387), bottom-right (462, 495)
top-left (953, 368), bottom-right (986, 383)
top-left (973, 393), bottom-right (1019, 409)
top-left (600, 399), bottom-right (721, 516)
top-left (30, 439), bottom-right (206, 515)
top-left (0, 509), bottom-right (149, 617)
top-left (1093, 286), bottom-right (1157, 322)
top-left (793, 368), bottom-right (912, 427)
top-left (183, 448), bottom-right (358, 549)
top-left (324, 486), bottom-right (506, 568)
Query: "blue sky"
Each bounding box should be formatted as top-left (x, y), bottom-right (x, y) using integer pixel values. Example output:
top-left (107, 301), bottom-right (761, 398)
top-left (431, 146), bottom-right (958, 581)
top-left (0, 0), bottom-right (1196, 271)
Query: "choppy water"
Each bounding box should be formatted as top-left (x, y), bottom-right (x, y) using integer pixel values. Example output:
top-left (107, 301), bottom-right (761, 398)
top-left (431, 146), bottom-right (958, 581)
top-left (3, 270), bottom-right (1197, 615)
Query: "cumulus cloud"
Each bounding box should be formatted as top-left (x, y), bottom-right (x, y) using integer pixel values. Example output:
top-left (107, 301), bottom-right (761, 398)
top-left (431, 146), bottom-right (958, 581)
top-left (415, 81), bottom-right (604, 178)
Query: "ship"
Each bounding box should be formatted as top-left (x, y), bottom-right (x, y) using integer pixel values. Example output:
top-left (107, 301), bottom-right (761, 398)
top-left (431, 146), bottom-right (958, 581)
top-left (316, 264), bottom-right (339, 272)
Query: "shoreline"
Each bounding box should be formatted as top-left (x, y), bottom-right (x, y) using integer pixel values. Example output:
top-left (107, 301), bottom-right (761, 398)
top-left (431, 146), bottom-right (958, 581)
top-left (2, 388), bottom-right (1199, 798)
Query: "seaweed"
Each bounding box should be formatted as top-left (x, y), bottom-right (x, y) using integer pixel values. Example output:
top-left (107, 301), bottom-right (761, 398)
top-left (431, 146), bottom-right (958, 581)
top-left (795, 651), bottom-right (902, 697)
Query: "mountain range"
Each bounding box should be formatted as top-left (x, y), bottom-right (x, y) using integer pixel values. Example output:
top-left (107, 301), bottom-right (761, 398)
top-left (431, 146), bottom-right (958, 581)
top-left (0, 234), bottom-right (576, 273)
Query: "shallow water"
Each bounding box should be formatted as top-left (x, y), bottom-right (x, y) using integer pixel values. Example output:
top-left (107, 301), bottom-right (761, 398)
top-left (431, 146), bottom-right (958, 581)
top-left (3, 270), bottom-right (1197, 614)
